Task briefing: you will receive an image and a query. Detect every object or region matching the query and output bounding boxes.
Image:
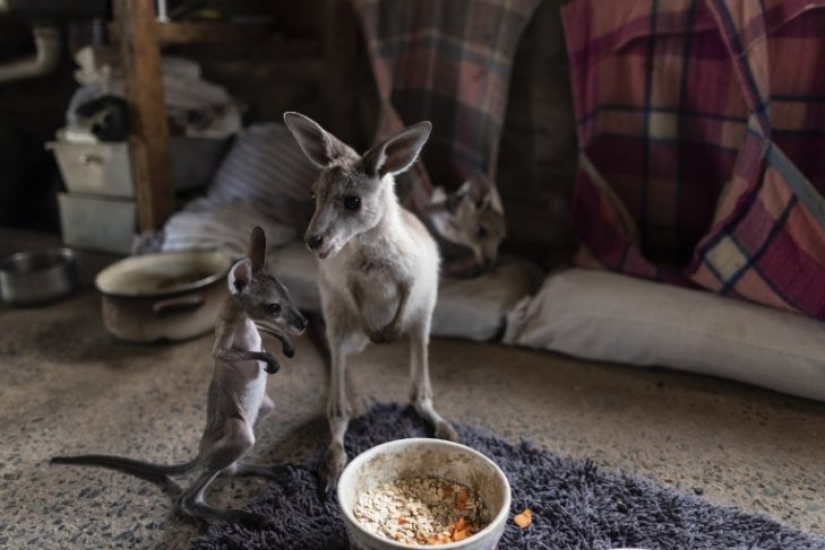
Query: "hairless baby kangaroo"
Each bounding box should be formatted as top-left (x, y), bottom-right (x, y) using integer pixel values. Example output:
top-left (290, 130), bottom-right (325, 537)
top-left (51, 226), bottom-right (308, 527)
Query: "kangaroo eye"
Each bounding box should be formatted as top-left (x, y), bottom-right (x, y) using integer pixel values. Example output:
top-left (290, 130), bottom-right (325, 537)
top-left (266, 303), bottom-right (281, 316)
top-left (476, 225), bottom-right (489, 238)
top-left (310, 191), bottom-right (316, 200)
top-left (343, 195), bottom-right (361, 211)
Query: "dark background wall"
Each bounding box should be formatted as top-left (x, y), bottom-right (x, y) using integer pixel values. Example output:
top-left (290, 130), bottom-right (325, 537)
top-left (0, 18), bottom-right (82, 231)
top-left (0, 0), bottom-right (576, 267)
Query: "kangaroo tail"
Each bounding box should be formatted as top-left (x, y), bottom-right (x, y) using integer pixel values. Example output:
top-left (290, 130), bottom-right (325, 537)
top-left (51, 454), bottom-right (198, 477)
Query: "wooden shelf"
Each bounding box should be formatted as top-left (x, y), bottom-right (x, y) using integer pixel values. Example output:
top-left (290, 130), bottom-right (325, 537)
top-left (109, 0), bottom-right (345, 232)
top-left (109, 21), bottom-right (278, 46)
top-left (156, 21), bottom-right (277, 45)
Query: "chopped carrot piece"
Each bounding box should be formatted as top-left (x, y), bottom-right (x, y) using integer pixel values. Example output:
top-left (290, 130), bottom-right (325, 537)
top-left (514, 508), bottom-right (533, 529)
top-left (453, 529), bottom-right (470, 541)
top-left (398, 516), bottom-right (408, 525)
top-left (455, 517), bottom-right (467, 531)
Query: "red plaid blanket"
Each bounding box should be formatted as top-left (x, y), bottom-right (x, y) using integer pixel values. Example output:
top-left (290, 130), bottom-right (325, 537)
top-left (351, 0), bottom-right (540, 213)
top-left (562, 0), bottom-right (825, 320)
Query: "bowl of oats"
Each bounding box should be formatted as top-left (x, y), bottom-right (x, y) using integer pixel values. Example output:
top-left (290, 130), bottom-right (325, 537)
top-left (337, 438), bottom-right (511, 549)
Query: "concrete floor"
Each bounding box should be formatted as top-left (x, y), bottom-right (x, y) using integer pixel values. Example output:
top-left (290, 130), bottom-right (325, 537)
top-left (1, 230), bottom-right (824, 549)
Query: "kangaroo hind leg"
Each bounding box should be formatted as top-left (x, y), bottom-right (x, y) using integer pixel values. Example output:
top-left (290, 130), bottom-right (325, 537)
top-left (179, 419), bottom-right (270, 527)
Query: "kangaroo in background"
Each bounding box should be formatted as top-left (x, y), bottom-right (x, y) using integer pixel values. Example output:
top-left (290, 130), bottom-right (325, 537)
top-left (283, 111), bottom-right (459, 492)
top-left (52, 227), bottom-right (308, 527)
top-left (424, 172), bottom-right (507, 278)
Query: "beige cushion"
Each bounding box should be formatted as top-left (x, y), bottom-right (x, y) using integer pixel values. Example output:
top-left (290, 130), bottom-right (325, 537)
top-left (503, 268), bottom-right (825, 402)
top-left (268, 241), bottom-right (544, 342)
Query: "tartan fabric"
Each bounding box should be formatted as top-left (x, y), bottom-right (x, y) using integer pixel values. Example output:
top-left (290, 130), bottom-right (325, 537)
top-left (351, 0), bottom-right (541, 213)
top-left (562, 0), bottom-right (825, 320)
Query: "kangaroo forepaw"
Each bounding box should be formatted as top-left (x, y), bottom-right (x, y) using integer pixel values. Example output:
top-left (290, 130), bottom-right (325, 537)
top-left (323, 444), bottom-right (348, 494)
top-left (260, 351), bottom-right (280, 374)
top-left (435, 420), bottom-right (460, 443)
top-left (369, 324), bottom-right (399, 344)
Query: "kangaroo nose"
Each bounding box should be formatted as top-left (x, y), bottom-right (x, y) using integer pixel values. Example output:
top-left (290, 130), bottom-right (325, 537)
top-left (306, 234), bottom-right (324, 250)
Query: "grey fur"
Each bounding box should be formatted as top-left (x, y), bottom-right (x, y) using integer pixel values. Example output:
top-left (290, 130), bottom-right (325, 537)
top-left (284, 111), bottom-right (459, 492)
top-left (426, 172), bottom-right (507, 277)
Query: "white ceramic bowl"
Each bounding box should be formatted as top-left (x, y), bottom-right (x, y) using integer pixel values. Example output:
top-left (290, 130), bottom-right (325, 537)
top-left (337, 438), bottom-right (512, 550)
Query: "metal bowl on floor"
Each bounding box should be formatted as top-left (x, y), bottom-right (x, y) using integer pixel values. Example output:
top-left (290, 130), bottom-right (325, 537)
top-left (0, 248), bottom-right (78, 306)
top-left (94, 249), bottom-right (232, 343)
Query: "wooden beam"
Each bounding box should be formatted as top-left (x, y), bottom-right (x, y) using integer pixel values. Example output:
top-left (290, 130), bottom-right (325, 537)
top-left (113, 0), bottom-right (175, 232)
top-left (109, 21), bottom-right (278, 46)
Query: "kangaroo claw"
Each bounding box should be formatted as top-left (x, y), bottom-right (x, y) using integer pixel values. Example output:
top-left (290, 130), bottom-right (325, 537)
top-left (264, 360), bottom-right (280, 374)
top-left (259, 351), bottom-right (280, 374)
top-left (323, 443), bottom-right (347, 495)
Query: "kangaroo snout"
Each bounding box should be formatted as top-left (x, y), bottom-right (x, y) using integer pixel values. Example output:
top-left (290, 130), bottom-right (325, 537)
top-left (306, 234), bottom-right (324, 250)
top-left (291, 310), bottom-right (309, 334)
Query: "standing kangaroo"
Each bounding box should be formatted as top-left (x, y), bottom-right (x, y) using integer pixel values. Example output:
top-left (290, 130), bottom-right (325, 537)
top-left (52, 227), bottom-right (308, 526)
top-left (283, 112), bottom-right (459, 491)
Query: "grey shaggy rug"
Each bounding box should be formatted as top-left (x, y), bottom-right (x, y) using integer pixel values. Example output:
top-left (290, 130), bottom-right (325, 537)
top-left (193, 403), bottom-right (825, 550)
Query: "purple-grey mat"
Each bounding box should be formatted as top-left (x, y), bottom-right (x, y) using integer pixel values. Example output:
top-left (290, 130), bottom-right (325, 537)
top-left (193, 403), bottom-right (825, 550)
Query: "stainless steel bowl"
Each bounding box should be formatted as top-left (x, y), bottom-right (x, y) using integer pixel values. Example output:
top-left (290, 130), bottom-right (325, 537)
top-left (0, 248), bottom-right (78, 306)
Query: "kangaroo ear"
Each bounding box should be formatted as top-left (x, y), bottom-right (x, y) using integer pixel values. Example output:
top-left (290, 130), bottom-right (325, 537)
top-left (247, 226), bottom-right (266, 272)
top-left (283, 111), bottom-right (349, 168)
top-left (445, 191), bottom-right (468, 214)
top-left (484, 180), bottom-right (504, 214)
top-left (228, 258), bottom-right (253, 296)
top-left (466, 173), bottom-right (504, 213)
top-left (361, 121), bottom-right (431, 178)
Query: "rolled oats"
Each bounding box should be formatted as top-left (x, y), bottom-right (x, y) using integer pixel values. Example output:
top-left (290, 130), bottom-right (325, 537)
top-left (353, 477), bottom-right (489, 546)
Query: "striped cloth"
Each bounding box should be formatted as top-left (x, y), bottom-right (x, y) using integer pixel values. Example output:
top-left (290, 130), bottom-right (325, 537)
top-left (160, 123), bottom-right (319, 257)
top-left (206, 123), bottom-right (319, 219)
top-left (351, 0), bottom-right (541, 213)
top-left (562, 0), bottom-right (825, 321)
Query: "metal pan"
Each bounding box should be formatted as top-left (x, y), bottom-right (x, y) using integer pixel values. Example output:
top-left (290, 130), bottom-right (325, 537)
top-left (94, 250), bottom-right (232, 343)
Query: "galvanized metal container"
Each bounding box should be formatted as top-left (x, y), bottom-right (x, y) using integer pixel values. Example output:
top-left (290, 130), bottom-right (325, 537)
top-left (46, 137), bottom-right (231, 198)
top-left (57, 192), bottom-right (137, 254)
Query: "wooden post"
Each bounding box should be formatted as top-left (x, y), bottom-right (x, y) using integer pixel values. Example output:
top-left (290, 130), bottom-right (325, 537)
top-left (113, 0), bottom-right (175, 232)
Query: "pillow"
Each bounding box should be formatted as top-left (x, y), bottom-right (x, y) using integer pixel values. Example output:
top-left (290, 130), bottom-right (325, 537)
top-left (160, 198), bottom-right (297, 256)
top-left (158, 123), bottom-right (316, 256)
top-left (268, 241), bottom-right (544, 342)
top-left (207, 123), bottom-right (319, 219)
top-left (503, 268), bottom-right (825, 402)
top-left (432, 256), bottom-right (544, 340)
